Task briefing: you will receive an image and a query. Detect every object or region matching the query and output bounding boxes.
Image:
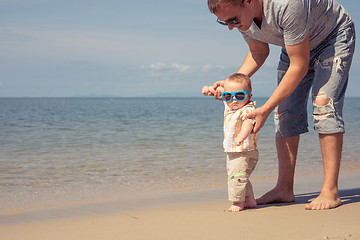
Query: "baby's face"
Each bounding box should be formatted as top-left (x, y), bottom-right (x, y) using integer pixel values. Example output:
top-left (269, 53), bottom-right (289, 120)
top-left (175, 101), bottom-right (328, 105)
top-left (223, 80), bottom-right (252, 110)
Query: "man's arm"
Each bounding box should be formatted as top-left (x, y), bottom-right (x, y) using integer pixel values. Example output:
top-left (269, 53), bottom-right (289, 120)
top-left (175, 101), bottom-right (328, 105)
top-left (246, 35), bottom-right (310, 132)
top-left (237, 40), bottom-right (270, 77)
top-left (203, 40), bottom-right (270, 100)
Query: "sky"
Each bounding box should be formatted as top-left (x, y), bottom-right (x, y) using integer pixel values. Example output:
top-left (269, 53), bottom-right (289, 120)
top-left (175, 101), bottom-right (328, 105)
top-left (0, 0), bottom-right (359, 97)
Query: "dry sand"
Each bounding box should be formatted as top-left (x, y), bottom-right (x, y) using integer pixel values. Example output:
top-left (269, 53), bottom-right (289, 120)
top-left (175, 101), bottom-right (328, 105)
top-left (1, 173), bottom-right (359, 240)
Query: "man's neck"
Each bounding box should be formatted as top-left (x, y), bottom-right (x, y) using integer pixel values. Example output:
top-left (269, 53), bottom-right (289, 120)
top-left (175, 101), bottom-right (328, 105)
top-left (254, 0), bottom-right (263, 29)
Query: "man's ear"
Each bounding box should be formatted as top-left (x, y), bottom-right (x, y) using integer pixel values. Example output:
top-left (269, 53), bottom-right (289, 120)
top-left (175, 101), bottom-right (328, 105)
top-left (245, 0), bottom-right (255, 7)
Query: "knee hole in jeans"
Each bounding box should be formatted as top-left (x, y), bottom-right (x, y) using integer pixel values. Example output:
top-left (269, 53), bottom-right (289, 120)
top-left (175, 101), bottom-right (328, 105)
top-left (313, 92), bottom-right (330, 106)
top-left (312, 93), bottom-right (335, 121)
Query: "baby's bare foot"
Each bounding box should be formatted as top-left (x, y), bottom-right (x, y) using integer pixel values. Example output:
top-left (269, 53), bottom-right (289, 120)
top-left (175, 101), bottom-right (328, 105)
top-left (305, 193), bottom-right (341, 210)
top-left (228, 201), bottom-right (244, 212)
top-left (256, 187), bottom-right (295, 205)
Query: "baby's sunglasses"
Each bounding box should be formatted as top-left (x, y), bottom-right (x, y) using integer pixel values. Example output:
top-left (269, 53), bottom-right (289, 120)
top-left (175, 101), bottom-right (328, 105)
top-left (221, 91), bottom-right (250, 102)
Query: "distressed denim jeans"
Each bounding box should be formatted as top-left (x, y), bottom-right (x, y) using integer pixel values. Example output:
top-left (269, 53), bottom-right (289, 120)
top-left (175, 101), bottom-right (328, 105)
top-left (275, 24), bottom-right (356, 137)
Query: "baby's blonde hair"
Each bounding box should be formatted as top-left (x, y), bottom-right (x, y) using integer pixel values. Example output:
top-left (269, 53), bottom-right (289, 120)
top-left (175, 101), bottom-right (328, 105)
top-left (226, 73), bottom-right (252, 92)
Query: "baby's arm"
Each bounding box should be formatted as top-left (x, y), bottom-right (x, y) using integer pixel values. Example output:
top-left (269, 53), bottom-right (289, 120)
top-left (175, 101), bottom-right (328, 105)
top-left (234, 119), bottom-right (254, 145)
top-left (202, 85), bottom-right (224, 99)
top-left (202, 86), bottom-right (214, 96)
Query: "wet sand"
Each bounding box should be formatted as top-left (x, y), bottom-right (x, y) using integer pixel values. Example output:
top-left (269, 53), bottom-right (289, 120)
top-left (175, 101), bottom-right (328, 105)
top-left (1, 173), bottom-right (359, 240)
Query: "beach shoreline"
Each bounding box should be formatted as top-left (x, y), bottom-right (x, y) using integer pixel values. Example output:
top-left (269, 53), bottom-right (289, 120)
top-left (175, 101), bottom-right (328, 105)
top-left (1, 172), bottom-right (359, 240)
top-left (2, 167), bottom-right (359, 222)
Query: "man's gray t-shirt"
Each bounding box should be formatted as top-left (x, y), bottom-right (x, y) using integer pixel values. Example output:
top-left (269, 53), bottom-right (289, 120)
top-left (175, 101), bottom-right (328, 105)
top-left (240, 0), bottom-right (353, 51)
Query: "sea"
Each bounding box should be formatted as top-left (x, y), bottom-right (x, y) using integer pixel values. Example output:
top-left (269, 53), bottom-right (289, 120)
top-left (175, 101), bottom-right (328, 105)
top-left (1, 97), bottom-right (359, 215)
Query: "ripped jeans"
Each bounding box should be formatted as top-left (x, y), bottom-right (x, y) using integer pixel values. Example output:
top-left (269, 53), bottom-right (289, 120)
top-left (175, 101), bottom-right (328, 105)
top-left (275, 24), bottom-right (356, 137)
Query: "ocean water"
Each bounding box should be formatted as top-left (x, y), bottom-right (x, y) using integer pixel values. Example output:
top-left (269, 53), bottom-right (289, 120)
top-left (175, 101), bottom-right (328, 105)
top-left (1, 97), bottom-right (359, 214)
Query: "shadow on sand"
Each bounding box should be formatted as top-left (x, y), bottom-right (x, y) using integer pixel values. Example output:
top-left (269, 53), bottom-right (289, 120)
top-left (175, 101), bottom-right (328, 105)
top-left (256, 187), bottom-right (360, 209)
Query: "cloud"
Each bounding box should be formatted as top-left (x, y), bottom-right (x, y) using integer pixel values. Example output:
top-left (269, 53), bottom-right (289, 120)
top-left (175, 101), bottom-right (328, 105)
top-left (143, 62), bottom-right (193, 73)
top-left (141, 62), bottom-right (228, 74)
top-left (201, 64), bottom-right (226, 72)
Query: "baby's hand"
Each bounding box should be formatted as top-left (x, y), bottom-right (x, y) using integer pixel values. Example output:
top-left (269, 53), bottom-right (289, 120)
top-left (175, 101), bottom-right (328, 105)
top-left (202, 85), bottom-right (216, 96)
top-left (235, 136), bottom-right (243, 146)
top-left (202, 86), bottom-right (210, 96)
top-left (202, 85), bottom-right (224, 101)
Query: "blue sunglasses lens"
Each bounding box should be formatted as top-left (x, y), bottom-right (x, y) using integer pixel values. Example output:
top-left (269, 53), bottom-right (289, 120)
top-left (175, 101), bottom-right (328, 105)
top-left (222, 93), bottom-right (232, 102)
top-left (235, 92), bottom-right (246, 101)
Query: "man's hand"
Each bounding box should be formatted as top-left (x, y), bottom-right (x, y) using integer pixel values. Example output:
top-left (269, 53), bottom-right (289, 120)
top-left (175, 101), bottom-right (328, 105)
top-left (245, 106), bottom-right (271, 133)
top-left (212, 81), bottom-right (225, 100)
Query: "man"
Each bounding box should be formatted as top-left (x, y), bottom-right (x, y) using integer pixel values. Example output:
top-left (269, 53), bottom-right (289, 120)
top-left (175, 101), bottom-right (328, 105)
top-left (202, 0), bottom-right (355, 210)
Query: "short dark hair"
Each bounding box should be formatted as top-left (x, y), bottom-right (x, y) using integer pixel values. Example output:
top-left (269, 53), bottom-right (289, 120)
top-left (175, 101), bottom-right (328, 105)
top-left (207, 0), bottom-right (245, 14)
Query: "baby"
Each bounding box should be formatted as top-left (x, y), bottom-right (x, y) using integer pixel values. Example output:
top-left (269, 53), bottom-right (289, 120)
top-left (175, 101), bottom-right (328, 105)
top-left (202, 73), bottom-right (259, 212)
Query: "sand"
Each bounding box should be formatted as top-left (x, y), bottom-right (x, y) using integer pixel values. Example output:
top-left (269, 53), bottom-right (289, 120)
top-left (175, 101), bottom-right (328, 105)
top-left (1, 173), bottom-right (359, 240)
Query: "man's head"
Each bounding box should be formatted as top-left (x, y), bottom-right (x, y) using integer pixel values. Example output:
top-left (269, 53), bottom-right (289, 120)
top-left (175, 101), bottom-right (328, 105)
top-left (208, 0), bottom-right (245, 14)
top-left (207, 0), bottom-right (262, 31)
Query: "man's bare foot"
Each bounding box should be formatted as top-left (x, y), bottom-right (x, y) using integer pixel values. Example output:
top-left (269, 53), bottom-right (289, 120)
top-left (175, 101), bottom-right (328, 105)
top-left (244, 195), bottom-right (257, 208)
top-left (256, 188), bottom-right (295, 205)
top-left (228, 201), bottom-right (244, 212)
top-left (304, 192), bottom-right (341, 210)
